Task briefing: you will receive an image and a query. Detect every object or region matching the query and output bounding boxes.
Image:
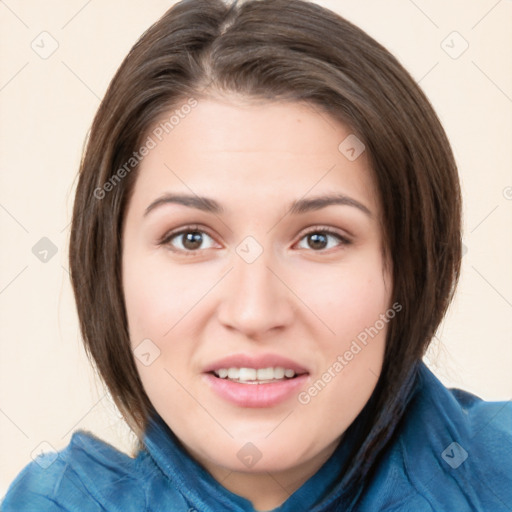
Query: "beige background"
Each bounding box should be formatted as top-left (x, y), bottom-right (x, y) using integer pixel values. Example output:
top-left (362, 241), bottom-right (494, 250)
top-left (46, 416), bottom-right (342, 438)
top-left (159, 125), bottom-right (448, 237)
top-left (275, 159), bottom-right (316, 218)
top-left (1, 0), bottom-right (511, 496)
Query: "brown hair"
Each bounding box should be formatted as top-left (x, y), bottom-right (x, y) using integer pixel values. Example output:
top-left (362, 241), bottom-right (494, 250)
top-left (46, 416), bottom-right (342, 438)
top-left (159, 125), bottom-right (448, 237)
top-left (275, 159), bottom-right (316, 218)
top-left (69, 0), bottom-right (462, 488)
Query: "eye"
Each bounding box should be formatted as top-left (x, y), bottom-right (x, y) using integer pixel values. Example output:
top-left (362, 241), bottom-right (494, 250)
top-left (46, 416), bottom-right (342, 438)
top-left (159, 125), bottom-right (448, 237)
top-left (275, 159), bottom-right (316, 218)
top-left (159, 225), bottom-right (351, 254)
top-left (160, 226), bottom-right (218, 253)
top-left (295, 228), bottom-right (351, 251)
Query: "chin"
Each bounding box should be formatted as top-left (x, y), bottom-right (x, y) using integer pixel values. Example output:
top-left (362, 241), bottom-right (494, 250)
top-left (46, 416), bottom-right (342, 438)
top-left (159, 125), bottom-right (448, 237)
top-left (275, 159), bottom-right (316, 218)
top-left (198, 430), bottom-right (324, 474)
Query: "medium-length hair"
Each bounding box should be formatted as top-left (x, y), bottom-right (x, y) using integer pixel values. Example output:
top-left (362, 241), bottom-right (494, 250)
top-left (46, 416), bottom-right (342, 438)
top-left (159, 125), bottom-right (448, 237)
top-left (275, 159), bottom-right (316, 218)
top-left (69, 0), bottom-right (462, 489)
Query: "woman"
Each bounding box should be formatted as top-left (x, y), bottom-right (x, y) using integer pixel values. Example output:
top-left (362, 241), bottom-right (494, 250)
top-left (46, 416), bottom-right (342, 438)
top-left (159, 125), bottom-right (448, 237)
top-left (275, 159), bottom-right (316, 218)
top-left (2, 0), bottom-right (511, 510)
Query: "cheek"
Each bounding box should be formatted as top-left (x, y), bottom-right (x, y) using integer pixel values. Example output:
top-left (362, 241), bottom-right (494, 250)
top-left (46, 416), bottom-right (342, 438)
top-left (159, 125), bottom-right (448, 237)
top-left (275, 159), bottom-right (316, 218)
top-left (123, 251), bottom-right (209, 341)
top-left (332, 274), bottom-right (389, 343)
top-left (295, 254), bottom-right (391, 344)
top-left (123, 256), bottom-right (199, 408)
top-left (294, 255), bottom-right (391, 424)
top-left (294, 252), bottom-right (390, 399)
top-left (122, 252), bottom-right (218, 398)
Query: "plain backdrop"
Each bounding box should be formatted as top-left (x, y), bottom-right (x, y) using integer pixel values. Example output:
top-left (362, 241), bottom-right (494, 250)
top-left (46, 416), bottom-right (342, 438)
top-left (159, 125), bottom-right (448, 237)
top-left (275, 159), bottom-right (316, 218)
top-left (1, 0), bottom-right (511, 496)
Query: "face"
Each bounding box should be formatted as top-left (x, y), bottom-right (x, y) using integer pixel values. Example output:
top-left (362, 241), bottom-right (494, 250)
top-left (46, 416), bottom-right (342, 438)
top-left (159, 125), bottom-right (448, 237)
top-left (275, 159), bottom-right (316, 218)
top-left (122, 97), bottom-right (392, 481)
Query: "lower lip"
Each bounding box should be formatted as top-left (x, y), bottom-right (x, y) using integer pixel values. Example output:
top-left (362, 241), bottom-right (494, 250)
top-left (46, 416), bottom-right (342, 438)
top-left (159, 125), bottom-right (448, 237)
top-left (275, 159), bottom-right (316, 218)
top-left (203, 373), bottom-right (309, 408)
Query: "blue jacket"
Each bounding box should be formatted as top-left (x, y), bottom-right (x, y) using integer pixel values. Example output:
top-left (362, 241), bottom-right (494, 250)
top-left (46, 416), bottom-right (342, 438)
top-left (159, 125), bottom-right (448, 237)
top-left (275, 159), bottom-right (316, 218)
top-left (2, 363), bottom-right (511, 511)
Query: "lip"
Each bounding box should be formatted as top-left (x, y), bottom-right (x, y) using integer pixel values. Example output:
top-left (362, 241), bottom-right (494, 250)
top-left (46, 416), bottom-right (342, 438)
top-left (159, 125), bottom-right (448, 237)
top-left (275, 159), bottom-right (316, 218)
top-left (203, 353), bottom-right (309, 374)
top-left (203, 373), bottom-right (309, 408)
top-left (202, 353), bottom-right (310, 408)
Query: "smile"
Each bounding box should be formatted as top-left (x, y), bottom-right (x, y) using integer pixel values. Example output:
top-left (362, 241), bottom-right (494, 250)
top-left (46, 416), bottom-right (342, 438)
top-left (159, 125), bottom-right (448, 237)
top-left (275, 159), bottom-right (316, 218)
top-left (213, 366), bottom-right (299, 383)
top-left (203, 354), bottom-right (310, 407)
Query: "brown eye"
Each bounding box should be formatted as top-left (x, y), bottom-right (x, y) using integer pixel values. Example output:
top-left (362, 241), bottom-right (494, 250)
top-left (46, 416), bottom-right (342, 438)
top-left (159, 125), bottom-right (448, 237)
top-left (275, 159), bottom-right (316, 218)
top-left (296, 229), bottom-right (350, 251)
top-left (307, 233), bottom-right (329, 250)
top-left (161, 228), bottom-right (217, 253)
top-left (180, 231), bottom-right (204, 250)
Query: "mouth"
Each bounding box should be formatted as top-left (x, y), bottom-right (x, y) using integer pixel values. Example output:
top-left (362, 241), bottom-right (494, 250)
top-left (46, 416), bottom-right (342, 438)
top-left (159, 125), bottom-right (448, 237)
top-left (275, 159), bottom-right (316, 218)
top-left (210, 366), bottom-right (305, 384)
top-left (203, 354), bottom-right (310, 407)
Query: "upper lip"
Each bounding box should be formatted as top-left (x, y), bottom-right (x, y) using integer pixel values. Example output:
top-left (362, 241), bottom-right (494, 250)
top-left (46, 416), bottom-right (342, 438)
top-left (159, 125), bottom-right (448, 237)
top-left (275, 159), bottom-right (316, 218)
top-left (203, 353), bottom-right (309, 374)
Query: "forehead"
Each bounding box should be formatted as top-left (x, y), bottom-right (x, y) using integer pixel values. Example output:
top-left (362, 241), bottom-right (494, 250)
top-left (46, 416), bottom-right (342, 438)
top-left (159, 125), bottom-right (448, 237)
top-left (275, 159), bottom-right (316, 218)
top-left (131, 98), bottom-right (378, 215)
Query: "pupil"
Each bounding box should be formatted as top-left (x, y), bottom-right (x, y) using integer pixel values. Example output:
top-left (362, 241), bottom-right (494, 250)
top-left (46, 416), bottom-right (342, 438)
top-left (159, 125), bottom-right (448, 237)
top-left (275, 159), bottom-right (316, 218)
top-left (309, 233), bottom-right (327, 250)
top-left (183, 231), bottom-right (202, 250)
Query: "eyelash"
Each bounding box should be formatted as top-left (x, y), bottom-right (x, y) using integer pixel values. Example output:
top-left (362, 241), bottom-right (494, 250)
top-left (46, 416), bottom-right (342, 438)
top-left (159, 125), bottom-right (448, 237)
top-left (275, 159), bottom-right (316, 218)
top-left (158, 224), bottom-right (352, 256)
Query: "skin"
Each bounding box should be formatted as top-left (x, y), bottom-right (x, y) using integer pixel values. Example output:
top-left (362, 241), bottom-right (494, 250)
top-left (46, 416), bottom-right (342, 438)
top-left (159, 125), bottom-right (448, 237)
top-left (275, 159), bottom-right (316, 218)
top-left (122, 96), bottom-right (392, 511)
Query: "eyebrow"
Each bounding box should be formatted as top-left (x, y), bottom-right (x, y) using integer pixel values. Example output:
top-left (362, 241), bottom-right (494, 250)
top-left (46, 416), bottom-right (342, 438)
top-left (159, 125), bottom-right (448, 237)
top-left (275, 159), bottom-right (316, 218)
top-left (144, 192), bottom-right (372, 217)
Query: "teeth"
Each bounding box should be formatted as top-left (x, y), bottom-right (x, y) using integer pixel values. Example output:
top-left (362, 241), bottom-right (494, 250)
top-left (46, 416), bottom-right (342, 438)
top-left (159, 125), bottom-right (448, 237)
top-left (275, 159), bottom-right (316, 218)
top-left (227, 368), bottom-right (239, 379)
top-left (257, 368), bottom-right (273, 380)
top-left (213, 366), bottom-right (298, 382)
top-left (239, 368), bottom-right (257, 381)
top-left (274, 367), bottom-right (285, 379)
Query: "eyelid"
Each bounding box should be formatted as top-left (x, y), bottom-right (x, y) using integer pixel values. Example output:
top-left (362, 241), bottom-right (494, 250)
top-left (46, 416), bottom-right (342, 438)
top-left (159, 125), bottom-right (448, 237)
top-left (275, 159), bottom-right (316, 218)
top-left (294, 225), bottom-right (352, 248)
top-left (158, 224), bottom-right (220, 249)
top-left (159, 224), bottom-right (352, 253)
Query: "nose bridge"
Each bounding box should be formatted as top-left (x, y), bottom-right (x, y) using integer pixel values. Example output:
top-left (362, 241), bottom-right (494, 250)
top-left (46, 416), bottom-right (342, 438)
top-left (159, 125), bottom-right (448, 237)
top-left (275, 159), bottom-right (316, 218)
top-left (217, 238), bottom-right (293, 336)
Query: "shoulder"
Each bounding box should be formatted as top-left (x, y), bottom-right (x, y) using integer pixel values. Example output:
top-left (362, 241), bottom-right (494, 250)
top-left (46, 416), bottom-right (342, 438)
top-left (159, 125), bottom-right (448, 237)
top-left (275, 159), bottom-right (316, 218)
top-left (1, 430), bottom-right (151, 511)
top-left (357, 364), bottom-right (512, 512)
top-left (367, 363), bottom-right (512, 511)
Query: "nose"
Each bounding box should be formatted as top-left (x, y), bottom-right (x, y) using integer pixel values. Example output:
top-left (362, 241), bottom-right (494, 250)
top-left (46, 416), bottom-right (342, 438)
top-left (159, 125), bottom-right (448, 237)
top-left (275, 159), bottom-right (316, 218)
top-left (216, 247), bottom-right (295, 338)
